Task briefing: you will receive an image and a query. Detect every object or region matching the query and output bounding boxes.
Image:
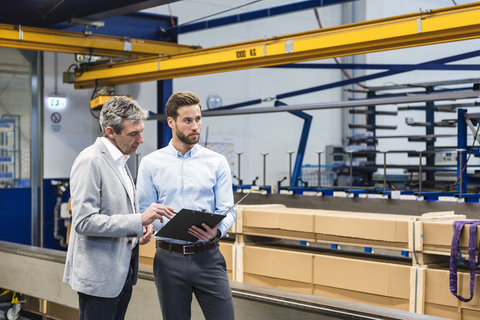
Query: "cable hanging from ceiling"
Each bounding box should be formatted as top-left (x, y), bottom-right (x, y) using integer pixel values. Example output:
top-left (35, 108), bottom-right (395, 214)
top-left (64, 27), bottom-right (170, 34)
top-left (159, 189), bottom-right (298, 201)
top-left (166, 0), bottom-right (264, 29)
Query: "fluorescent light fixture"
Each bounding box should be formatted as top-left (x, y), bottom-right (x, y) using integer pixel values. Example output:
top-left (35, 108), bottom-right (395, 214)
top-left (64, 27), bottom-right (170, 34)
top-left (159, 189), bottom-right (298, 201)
top-left (47, 96), bottom-right (67, 109)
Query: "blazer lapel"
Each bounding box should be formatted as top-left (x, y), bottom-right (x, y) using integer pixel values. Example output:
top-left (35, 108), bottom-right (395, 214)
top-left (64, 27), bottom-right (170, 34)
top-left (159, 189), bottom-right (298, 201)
top-left (125, 165), bottom-right (138, 211)
top-left (94, 138), bottom-right (134, 206)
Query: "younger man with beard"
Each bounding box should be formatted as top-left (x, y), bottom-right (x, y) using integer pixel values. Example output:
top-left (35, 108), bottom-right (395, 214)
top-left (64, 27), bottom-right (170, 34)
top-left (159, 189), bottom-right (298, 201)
top-left (136, 91), bottom-right (235, 320)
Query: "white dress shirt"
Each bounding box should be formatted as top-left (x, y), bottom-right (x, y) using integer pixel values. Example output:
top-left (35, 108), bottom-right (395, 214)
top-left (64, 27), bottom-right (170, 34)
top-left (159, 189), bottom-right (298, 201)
top-left (101, 137), bottom-right (137, 247)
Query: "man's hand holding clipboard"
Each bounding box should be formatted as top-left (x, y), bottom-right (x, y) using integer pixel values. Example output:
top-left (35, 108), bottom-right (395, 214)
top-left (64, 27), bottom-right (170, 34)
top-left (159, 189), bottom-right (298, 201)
top-left (155, 192), bottom-right (251, 242)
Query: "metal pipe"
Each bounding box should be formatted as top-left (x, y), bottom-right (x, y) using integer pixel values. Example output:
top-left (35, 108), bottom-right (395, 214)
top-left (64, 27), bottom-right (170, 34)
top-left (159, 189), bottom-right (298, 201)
top-left (456, 148), bottom-right (466, 194)
top-left (236, 152), bottom-right (243, 184)
top-left (287, 151), bottom-right (295, 186)
top-left (316, 150), bottom-right (323, 188)
top-left (417, 149), bottom-right (424, 193)
top-left (261, 152), bottom-right (268, 186)
top-left (381, 150), bottom-right (388, 192)
top-left (151, 91), bottom-right (480, 122)
top-left (196, 91), bottom-right (480, 117)
top-left (348, 150), bottom-right (354, 190)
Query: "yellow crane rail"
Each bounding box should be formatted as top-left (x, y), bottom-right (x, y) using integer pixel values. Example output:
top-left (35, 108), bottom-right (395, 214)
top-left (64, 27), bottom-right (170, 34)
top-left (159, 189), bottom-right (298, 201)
top-left (72, 2), bottom-right (480, 89)
top-left (0, 23), bottom-right (199, 59)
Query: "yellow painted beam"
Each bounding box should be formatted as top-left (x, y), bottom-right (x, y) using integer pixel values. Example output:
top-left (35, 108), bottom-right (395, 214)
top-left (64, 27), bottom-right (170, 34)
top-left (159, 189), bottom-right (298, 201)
top-left (0, 23), bottom-right (199, 59)
top-left (73, 2), bottom-right (480, 89)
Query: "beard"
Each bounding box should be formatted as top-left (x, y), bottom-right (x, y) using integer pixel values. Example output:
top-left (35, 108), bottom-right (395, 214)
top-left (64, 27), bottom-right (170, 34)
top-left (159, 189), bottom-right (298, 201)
top-left (175, 127), bottom-right (200, 145)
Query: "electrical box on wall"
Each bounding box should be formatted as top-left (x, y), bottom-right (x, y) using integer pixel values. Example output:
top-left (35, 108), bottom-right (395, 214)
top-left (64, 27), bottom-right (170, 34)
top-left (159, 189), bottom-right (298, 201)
top-left (435, 152), bottom-right (457, 165)
top-left (325, 145), bottom-right (346, 166)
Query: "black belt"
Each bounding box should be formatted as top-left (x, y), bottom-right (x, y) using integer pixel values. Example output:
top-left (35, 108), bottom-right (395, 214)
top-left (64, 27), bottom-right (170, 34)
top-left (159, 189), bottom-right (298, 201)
top-left (156, 239), bottom-right (219, 255)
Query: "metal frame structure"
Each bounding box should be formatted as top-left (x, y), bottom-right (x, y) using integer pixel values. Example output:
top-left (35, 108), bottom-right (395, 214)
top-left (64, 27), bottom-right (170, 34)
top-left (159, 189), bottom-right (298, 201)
top-left (0, 23), bottom-right (197, 59)
top-left (71, 2), bottom-right (480, 88)
top-left (218, 49), bottom-right (480, 110)
top-left (457, 109), bottom-right (480, 194)
top-left (362, 79), bottom-right (480, 187)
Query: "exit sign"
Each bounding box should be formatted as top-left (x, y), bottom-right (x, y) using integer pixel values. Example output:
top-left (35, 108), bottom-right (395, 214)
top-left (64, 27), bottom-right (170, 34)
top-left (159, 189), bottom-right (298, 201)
top-left (47, 96), bottom-right (66, 109)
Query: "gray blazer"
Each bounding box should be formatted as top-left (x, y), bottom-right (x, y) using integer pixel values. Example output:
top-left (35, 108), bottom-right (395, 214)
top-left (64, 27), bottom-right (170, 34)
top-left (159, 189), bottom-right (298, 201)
top-left (63, 138), bottom-right (143, 298)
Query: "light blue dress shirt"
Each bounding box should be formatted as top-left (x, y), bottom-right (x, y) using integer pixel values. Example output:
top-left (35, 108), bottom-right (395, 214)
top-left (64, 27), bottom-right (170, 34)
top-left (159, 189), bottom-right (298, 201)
top-left (136, 141), bottom-right (235, 244)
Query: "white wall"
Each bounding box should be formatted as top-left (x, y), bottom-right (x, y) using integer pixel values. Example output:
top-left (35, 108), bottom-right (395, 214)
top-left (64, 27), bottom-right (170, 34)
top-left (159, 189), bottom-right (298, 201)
top-left (43, 53), bottom-right (97, 179)
top-left (43, 0), bottom-right (480, 185)
top-left (43, 53), bottom-right (159, 179)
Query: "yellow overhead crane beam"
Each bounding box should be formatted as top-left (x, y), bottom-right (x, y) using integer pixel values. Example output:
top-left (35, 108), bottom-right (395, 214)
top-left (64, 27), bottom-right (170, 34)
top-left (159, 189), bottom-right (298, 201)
top-left (73, 2), bottom-right (480, 89)
top-left (0, 23), bottom-right (199, 59)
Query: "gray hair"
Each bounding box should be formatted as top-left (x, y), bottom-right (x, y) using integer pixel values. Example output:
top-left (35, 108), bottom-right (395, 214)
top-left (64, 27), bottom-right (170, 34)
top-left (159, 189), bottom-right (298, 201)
top-left (99, 96), bottom-right (148, 136)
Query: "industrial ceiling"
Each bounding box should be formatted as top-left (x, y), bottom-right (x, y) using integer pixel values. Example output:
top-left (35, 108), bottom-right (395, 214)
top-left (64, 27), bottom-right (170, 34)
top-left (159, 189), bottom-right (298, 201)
top-left (1, 0), bottom-right (479, 92)
top-left (0, 0), bottom-right (179, 28)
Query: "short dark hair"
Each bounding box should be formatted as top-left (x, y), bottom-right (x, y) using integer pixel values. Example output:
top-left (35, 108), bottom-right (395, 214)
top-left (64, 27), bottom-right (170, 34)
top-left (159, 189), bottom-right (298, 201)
top-left (99, 96), bottom-right (148, 137)
top-left (165, 91), bottom-right (201, 120)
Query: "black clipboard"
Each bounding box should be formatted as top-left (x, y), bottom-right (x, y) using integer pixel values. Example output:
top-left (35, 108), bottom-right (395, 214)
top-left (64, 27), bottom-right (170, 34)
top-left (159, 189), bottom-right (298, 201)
top-left (155, 209), bottom-right (226, 242)
top-left (155, 192), bottom-right (251, 242)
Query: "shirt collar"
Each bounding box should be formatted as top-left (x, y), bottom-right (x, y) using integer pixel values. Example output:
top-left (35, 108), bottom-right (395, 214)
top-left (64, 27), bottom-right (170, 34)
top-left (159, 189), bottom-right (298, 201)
top-left (101, 136), bottom-right (130, 165)
top-left (168, 140), bottom-right (199, 158)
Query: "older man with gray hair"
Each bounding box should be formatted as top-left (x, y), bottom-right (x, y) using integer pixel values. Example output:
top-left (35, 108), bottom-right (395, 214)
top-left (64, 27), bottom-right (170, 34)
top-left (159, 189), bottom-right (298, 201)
top-left (64, 96), bottom-right (174, 320)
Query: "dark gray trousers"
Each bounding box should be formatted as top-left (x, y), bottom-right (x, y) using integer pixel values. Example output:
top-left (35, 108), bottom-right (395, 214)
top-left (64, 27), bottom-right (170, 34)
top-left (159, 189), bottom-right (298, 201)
top-left (78, 261), bottom-right (133, 320)
top-left (153, 245), bottom-right (235, 320)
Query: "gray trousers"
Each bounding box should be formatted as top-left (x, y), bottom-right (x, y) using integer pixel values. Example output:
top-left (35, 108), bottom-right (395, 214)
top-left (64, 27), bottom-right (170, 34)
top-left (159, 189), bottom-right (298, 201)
top-left (153, 244), bottom-right (235, 320)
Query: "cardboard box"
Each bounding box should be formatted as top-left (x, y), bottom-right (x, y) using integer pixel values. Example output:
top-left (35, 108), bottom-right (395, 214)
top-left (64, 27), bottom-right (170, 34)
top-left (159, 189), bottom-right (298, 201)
top-left (424, 303), bottom-right (480, 320)
top-left (231, 204), bottom-right (286, 234)
top-left (240, 206), bottom-right (417, 248)
top-left (426, 266), bottom-right (480, 313)
top-left (244, 273), bottom-right (313, 295)
top-left (423, 220), bottom-right (480, 253)
top-left (241, 245), bottom-right (414, 308)
top-left (139, 238), bottom-right (156, 258)
top-left (139, 239), bottom-right (156, 266)
top-left (139, 256), bottom-right (153, 266)
top-left (313, 254), bottom-right (411, 300)
top-left (243, 246), bottom-right (313, 284)
top-left (425, 268), bottom-right (460, 308)
top-left (314, 210), bottom-right (412, 249)
top-left (219, 241), bottom-right (233, 272)
top-left (241, 207), bottom-right (317, 241)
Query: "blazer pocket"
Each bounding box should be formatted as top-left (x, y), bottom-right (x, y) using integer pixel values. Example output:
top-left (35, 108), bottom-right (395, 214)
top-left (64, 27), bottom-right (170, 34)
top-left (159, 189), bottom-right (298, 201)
top-left (74, 238), bottom-right (113, 283)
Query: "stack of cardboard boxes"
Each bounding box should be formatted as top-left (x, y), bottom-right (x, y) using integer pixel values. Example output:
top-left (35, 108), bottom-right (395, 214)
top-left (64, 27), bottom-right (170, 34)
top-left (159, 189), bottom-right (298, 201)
top-left (139, 205), bottom-right (480, 320)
